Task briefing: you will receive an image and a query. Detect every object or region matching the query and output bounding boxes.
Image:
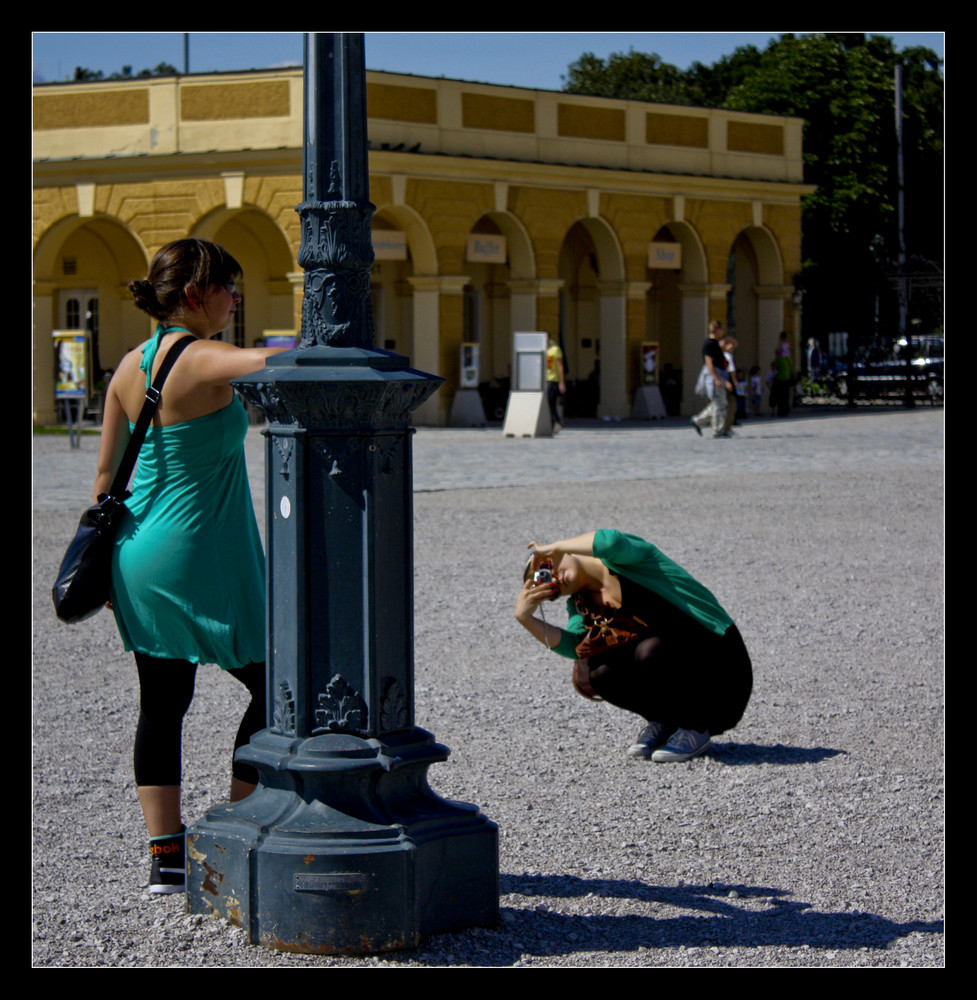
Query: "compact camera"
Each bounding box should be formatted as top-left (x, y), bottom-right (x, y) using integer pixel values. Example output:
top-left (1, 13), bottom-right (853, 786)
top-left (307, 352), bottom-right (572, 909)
top-left (532, 562), bottom-right (559, 599)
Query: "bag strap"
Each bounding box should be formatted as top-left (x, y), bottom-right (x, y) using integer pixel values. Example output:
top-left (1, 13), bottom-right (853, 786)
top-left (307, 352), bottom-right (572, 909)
top-left (574, 589), bottom-right (648, 632)
top-left (106, 335), bottom-right (197, 500)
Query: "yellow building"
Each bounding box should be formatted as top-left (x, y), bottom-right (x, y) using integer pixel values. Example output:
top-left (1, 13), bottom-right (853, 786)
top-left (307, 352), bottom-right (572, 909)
top-left (33, 67), bottom-right (813, 425)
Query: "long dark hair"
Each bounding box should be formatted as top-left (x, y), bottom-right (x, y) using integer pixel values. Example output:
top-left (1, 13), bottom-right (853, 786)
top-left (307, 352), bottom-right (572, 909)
top-left (128, 238), bottom-right (242, 322)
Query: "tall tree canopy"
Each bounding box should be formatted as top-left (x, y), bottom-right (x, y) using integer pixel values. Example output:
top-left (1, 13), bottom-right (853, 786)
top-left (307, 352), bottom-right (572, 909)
top-left (564, 33), bottom-right (944, 339)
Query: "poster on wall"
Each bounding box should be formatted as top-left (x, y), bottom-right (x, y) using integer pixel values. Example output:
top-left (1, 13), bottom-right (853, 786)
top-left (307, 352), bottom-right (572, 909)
top-left (460, 343), bottom-right (480, 388)
top-left (53, 331), bottom-right (88, 399)
top-left (641, 342), bottom-right (659, 384)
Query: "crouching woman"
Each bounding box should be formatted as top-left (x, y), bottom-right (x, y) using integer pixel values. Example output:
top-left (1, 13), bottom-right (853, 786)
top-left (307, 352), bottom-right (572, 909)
top-left (515, 530), bottom-right (752, 762)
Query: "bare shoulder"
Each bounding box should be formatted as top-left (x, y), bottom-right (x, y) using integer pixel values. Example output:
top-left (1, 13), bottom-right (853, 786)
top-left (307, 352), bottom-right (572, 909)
top-left (100, 342), bottom-right (154, 423)
top-left (107, 343), bottom-right (149, 392)
top-left (116, 342), bottom-right (148, 372)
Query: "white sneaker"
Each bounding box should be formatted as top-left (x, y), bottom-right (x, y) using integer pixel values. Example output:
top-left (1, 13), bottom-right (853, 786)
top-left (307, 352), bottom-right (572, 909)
top-left (627, 721), bottom-right (667, 758)
top-left (651, 728), bottom-right (711, 763)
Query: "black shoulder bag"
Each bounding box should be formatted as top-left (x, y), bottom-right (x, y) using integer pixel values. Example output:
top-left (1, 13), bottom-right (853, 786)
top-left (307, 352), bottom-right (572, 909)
top-left (52, 335), bottom-right (196, 624)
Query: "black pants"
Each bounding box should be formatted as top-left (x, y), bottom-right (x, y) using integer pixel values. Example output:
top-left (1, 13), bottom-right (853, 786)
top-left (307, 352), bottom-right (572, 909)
top-left (132, 653), bottom-right (266, 786)
top-left (547, 382), bottom-right (562, 426)
top-left (585, 624), bottom-right (752, 736)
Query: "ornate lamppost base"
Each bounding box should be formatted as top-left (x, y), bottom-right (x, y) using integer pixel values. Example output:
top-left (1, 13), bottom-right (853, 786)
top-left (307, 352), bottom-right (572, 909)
top-left (186, 727), bottom-right (499, 953)
top-left (188, 34), bottom-right (500, 952)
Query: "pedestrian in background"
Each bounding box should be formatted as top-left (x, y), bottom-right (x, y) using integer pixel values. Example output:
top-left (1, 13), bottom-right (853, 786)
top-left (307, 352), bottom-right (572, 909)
top-left (546, 336), bottom-right (566, 433)
top-left (691, 320), bottom-right (733, 438)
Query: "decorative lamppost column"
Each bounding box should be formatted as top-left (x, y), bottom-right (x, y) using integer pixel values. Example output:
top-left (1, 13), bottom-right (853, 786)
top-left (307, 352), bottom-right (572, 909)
top-left (185, 33), bottom-right (498, 954)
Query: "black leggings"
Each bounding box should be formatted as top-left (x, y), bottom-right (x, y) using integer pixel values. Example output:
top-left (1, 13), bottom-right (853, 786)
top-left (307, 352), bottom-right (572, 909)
top-left (132, 653), bottom-right (266, 786)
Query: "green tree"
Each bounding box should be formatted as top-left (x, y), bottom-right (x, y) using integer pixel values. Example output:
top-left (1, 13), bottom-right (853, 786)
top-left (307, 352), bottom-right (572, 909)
top-left (684, 45), bottom-right (765, 107)
top-left (137, 62), bottom-right (178, 78)
top-left (723, 33), bottom-right (943, 336)
top-left (563, 49), bottom-right (693, 105)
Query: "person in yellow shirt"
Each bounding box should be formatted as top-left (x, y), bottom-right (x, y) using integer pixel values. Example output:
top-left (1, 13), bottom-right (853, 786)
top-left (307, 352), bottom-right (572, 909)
top-left (546, 337), bottom-right (566, 432)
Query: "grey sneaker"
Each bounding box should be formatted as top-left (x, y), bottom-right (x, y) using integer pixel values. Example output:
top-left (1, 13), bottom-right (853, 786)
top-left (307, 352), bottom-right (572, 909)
top-left (627, 721), bottom-right (668, 758)
top-left (651, 728), bottom-right (712, 763)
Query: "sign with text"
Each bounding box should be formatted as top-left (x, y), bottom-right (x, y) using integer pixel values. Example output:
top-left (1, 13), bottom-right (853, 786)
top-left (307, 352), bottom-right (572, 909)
top-left (372, 230), bottom-right (408, 261)
top-left (647, 242), bottom-right (682, 269)
top-left (467, 234), bottom-right (507, 264)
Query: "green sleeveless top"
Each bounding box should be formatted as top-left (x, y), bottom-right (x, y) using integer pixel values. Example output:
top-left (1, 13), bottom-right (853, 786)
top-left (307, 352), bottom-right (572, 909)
top-left (109, 326), bottom-right (265, 670)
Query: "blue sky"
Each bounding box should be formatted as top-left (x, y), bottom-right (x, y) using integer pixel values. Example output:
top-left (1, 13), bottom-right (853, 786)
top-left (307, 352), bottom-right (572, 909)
top-left (32, 32), bottom-right (944, 91)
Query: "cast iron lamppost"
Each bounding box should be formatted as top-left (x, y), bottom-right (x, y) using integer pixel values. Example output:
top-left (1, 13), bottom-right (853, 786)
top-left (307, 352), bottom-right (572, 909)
top-left (185, 33), bottom-right (499, 954)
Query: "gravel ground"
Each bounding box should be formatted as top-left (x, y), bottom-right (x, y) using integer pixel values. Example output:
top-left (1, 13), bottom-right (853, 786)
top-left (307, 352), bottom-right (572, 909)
top-left (33, 407), bottom-right (944, 967)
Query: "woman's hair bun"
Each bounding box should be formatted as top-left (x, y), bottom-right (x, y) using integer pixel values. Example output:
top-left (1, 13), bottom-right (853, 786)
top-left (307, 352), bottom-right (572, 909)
top-left (127, 278), bottom-right (160, 314)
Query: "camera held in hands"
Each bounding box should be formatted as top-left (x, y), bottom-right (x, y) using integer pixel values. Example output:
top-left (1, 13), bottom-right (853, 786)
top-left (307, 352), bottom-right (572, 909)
top-left (532, 560), bottom-right (559, 600)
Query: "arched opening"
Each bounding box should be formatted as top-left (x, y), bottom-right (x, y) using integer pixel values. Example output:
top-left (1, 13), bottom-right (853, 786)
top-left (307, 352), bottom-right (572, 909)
top-left (726, 225), bottom-right (785, 373)
top-left (559, 221), bottom-right (598, 392)
top-left (370, 204), bottom-right (439, 370)
top-left (645, 224), bottom-right (687, 416)
top-left (646, 225), bottom-right (683, 367)
top-left (464, 214), bottom-right (513, 388)
top-left (557, 221), bottom-right (603, 416)
top-left (203, 209), bottom-right (296, 347)
top-left (371, 212), bottom-right (414, 358)
top-left (33, 216), bottom-right (148, 424)
top-left (367, 214), bottom-right (403, 357)
top-left (557, 216), bottom-right (628, 418)
top-left (643, 219), bottom-right (710, 417)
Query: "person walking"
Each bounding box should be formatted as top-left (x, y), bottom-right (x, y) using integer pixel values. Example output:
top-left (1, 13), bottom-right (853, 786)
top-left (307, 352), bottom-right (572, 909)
top-left (691, 320), bottom-right (733, 438)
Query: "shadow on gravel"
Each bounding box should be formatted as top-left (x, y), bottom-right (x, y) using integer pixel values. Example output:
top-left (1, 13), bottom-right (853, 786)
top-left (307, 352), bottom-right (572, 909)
top-left (707, 743), bottom-right (847, 765)
top-left (398, 873), bottom-right (943, 966)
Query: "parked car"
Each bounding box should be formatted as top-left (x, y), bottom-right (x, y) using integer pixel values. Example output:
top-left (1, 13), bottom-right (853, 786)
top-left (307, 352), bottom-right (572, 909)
top-left (829, 334), bottom-right (943, 402)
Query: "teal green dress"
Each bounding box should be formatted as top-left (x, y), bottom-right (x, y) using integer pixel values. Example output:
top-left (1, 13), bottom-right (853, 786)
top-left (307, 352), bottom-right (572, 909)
top-left (109, 327), bottom-right (265, 671)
